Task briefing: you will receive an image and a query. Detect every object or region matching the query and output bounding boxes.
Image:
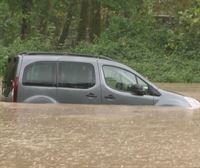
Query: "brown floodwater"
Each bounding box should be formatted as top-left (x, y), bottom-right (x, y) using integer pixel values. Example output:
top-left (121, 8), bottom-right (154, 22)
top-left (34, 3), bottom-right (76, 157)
top-left (0, 83), bottom-right (200, 168)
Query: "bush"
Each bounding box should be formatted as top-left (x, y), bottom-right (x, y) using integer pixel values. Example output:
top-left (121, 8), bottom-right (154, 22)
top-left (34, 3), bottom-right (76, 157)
top-left (0, 37), bottom-right (52, 75)
top-left (72, 15), bottom-right (200, 83)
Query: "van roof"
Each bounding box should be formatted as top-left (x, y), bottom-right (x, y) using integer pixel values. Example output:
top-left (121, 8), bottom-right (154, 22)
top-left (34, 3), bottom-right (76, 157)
top-left (19, 52), bottom-right (113, 61)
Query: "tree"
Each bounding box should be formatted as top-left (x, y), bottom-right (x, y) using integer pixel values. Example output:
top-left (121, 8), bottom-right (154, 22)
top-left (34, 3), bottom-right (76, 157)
top-left (58, 0), bottom-right (77, 44)
top-left (21, 0), bottom-right (32, 40)
top-left (36, 0), bottom-right (51, 35)
top-left (89, 0), bottom-right (101, 42)
top-left (153, 0), bottom-right (193, 15)
top-left (77, 0), bottom-right (89, 42)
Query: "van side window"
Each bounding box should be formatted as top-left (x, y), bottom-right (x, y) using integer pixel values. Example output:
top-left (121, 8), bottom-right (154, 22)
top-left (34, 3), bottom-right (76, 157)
top-left (58, 62), bottom-right (95, 89)
top-left (103, 66), bottom-right (137, 92)
top-left (22, 62), bottom-right (56, 87)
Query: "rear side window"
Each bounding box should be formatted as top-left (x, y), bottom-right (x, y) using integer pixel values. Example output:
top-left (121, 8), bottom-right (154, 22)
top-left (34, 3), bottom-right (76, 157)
top-left (22, 61), bottom-right (56, 87)
top-left (58, 62), bottom-right (95, 89)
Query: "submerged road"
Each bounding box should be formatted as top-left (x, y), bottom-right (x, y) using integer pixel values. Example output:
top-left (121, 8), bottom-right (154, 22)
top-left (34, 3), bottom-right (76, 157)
top-left (0, 83), bottom-right (200, 168)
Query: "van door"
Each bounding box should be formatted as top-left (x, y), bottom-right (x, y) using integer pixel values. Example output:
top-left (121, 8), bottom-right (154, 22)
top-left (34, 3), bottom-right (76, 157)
top-left (100, 65), bottom-right (154, 105)
top-left (56, 58), bottom-right (100, 104)
top-left (18, 60), bottom-right (57, 103)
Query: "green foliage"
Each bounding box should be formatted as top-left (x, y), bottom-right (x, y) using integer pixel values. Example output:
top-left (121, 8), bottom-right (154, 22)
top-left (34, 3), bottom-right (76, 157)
top-left (0, 0), bottom-right (199, 82)
top-left (0, 37), bottom-right (52, 75)
top-left (72, 13), bottom-right (200, 83)
top-left (162, 0), bottom-right (200, 58)
top-left (0, 1), bottom-right (21, 45)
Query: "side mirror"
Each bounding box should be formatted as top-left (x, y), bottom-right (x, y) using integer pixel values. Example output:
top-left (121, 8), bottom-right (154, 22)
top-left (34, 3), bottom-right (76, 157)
top-left (131, 84), bottom-right (146, 96)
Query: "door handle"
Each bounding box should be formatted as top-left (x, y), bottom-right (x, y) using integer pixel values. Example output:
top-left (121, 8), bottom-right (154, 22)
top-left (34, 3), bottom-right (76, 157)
top-left (104, 94), bottom-right (115, 100)
top-left (86, 93), bottom-right (97, 98)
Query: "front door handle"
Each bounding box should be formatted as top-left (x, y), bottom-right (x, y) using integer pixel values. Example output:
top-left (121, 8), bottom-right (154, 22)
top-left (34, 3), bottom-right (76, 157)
top-left (104, 94), bottom-right (115, 100)
top-left (86, 93), bottom-right (97, 98)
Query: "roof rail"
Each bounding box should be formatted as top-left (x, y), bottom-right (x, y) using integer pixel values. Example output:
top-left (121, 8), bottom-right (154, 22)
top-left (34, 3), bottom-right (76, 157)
top-left (20, 52), bottom-right (112, 61)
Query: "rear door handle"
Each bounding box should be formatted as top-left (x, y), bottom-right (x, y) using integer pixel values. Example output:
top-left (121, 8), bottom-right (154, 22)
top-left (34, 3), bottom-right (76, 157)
top-left (86, 93), bottom-right (97, 98)
top-left (104, 94), bottom-right (115, 100)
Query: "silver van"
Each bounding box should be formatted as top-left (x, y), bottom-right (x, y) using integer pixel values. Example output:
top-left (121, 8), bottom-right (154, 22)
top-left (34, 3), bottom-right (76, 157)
top-left (1, 52), bottom-right (200, 109)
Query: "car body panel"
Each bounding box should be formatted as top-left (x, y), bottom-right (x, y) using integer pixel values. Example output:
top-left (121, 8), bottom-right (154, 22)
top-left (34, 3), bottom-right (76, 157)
top-left (155, 89), bottom-right (190, 107)
top-left (17, 55), bottom-right (58, 103)
top-left (1, 53), bottom-right (200, 109)
top-left (56, 56), bottom-right (101, 104)
top-left (97, 60), bottom-right (154, 105)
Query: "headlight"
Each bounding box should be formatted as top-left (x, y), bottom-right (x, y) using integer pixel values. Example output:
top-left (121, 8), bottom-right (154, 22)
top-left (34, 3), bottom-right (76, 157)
top-left (184, 97), bottom-right (200, 109)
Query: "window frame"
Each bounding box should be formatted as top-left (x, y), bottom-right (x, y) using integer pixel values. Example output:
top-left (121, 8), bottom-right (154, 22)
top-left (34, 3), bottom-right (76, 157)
top-left (102, 65), bottom-right (139, 93)
top-left (102, 65), bottom-right (154, 94)
top-left (57, 61), bottom-right (96, 89)
top-left (22, 61), bottom-right (57, 87)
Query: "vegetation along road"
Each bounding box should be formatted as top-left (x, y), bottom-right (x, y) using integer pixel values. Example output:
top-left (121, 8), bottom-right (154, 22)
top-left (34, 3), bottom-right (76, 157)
top-left (0, 0), bottom-right (200, 82)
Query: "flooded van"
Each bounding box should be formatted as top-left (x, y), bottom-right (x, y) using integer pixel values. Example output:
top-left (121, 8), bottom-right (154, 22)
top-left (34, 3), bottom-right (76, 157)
top-left (1, 52), bottom-right (200, 109)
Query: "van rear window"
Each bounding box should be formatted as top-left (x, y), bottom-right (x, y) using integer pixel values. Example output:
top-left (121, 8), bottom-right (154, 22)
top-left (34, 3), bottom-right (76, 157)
top-left (2, 57), bottom-right (19, 96)
top-left (3, 57), bottom-right (19, 87)
top-left (22, 61), bottom-right (56, 87)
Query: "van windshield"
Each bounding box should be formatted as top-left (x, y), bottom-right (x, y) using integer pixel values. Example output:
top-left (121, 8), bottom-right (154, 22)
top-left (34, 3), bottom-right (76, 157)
top-left (2, 57), bottom-right (19, 96)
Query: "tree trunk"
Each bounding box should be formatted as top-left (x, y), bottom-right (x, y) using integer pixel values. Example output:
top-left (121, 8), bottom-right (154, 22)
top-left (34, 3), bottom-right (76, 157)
top-left (77, 0), bottom-right (89, 42)
top-left (21, 0), bottom-right (32, 40)
top-left (89, 0), bottom-right (101, 42)
top-left (38, 0), bottom-right (51, 35)
top-left (58, 0), bottom-right (76, 44)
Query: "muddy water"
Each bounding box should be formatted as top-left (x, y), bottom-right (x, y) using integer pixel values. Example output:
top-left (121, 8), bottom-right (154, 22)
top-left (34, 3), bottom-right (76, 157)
top-left (157, 83), bottom-right (200, 101)
top-left (0, 83), bottom-right (200, 168)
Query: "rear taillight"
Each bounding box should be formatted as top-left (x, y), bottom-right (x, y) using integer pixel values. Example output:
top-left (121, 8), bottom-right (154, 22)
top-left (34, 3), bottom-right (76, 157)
top-left (11, 77), bottom-right (19, 102)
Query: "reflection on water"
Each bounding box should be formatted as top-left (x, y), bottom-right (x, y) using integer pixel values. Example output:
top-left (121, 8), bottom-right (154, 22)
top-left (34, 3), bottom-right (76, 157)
top-left (0, 83), bottom-right (200, 168)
